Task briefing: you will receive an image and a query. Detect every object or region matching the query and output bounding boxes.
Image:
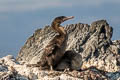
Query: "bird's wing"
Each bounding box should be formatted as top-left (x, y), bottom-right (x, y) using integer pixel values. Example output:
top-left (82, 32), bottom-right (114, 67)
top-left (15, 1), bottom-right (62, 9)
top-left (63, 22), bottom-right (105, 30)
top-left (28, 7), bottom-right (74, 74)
top-left (44, 42), bottom-right (58, 56)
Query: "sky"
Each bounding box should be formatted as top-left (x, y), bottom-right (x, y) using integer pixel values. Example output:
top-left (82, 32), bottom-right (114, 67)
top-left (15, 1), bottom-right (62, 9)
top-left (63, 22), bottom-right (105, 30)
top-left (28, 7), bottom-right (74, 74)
top-left (0, 0), bottom-right (120, 57)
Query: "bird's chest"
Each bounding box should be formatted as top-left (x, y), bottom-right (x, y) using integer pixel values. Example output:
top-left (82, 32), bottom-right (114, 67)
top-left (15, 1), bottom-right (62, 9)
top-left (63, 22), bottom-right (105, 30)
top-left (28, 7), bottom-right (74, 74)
top-left (56, 36), bottom-right (65, 46)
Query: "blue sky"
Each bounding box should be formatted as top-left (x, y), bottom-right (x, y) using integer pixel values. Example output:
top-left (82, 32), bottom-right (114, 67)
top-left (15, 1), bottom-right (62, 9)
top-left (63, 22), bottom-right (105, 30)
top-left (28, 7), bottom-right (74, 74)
top-left (0, 0), bottom-right (120, 57)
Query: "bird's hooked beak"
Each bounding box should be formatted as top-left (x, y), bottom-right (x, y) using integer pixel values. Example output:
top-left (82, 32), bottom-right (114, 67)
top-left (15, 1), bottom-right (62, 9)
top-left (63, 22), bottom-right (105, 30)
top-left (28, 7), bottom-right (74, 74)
top-left (63, 16), bottom-right (74, 21)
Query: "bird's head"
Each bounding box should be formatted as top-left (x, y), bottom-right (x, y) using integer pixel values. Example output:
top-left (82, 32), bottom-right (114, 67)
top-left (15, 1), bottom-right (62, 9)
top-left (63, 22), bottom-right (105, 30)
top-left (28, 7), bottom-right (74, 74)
top-left (53, 16), bottom-right (74, 24)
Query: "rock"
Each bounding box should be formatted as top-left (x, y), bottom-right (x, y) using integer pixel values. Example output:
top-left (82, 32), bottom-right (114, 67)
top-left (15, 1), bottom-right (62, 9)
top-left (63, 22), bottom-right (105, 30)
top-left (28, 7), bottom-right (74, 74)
top-left (0, 56), bottom-right (29, 80)
top-left (1, 20), bottom-right (120, 79)
top-left (16, 20), bottom-right (120, 72)
top-left (16, 19), bottom-right (118, 72)
top-left (0, 65), bottom-right (8, 72)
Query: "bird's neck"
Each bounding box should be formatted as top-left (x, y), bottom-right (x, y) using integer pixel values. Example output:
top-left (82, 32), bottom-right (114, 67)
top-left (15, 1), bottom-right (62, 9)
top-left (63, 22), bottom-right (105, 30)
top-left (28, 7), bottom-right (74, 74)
top-left (51, 22), bottom-right (66, 36)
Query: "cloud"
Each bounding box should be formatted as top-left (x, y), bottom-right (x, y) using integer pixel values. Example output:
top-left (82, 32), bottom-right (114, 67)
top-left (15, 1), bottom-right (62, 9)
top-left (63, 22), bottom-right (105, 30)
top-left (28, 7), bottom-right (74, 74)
top-left (0, 0), bottom-right (120, 13)
top-left (63, 0), bottom-right (120, 7)
top-left (0, 0), bottom-right (72, 13)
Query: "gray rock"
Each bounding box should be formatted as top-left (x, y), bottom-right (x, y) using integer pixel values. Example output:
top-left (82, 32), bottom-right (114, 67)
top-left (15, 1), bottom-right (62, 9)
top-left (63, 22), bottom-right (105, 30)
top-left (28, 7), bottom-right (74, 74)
top-left (0, 65), bottom-right (8, 72)
top-left (1, 19), bottom-right (117, 79)
top-left (16, 20), bottom-right (116, 72)
top-left (16, 20), bottom-right (120, 72)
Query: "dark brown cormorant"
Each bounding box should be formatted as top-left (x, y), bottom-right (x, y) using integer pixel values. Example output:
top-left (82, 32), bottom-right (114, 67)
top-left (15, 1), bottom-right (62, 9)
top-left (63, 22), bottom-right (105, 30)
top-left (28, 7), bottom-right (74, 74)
top-left (39, 16), bottom-right (74, 70)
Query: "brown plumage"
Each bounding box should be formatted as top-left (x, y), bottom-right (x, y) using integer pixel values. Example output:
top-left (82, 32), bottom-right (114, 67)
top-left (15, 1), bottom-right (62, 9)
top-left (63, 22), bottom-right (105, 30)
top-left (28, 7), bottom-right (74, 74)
top-left (37, 16), bottom-right (74, 70)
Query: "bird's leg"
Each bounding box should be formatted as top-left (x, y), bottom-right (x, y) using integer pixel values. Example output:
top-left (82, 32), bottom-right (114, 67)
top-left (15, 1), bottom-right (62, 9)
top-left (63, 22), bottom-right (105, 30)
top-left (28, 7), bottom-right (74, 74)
top-left (64, 68), bottom-right (70, 73)
top-left (46, 56), bottom-right (54, 73)
top-left (49, 65), bottom-right (55, 74)
top-left (50, 65), bottom-right (53, 71)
